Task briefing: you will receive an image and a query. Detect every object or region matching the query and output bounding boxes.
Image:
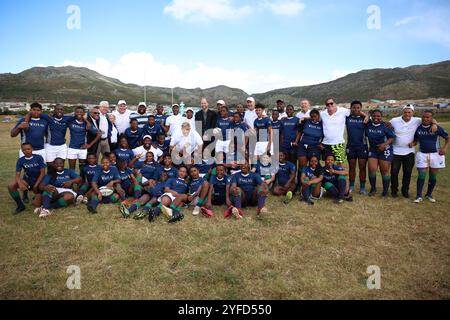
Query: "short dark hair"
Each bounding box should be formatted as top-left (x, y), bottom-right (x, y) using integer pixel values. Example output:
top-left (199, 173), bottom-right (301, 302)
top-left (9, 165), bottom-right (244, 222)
top-left (21, 142), bottom-right (32, 148)
top-left (310, 109), bottom-right (320, 117)
top-left (148, 114), bottom-right (155, 118)
top-left (351, 100), bottom-right (362, 108)
top-left (30, 102), bottom-right (42, 110)
top-left (130, 118), bottom-right (138, 123)
top-left (423, 109), bottom-right (434, 116)
top-left (325, 97), bottom-right (335, 104)
top-left (255, 102), bottom-right (266, 110)
top-left (87, 153), bottom-right (97, 158)
top-left (75, 106), bottom-right (85, 111)
top-left (371, 109), bottom-right (382, 116)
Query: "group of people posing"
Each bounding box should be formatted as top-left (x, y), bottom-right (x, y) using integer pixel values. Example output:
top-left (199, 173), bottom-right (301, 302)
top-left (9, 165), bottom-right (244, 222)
top-left (7, 96), bottom-right (450, 223)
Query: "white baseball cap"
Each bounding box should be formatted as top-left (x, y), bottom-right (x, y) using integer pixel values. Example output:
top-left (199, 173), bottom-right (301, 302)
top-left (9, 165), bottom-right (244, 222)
top-left (403, 104), bottom-right (415, 111)
top-left (246, 97), bottom-right (255, 103)
top-left (138, 102), bottom-right (146, 107)
top-left (217, 100), bottom-right (226, 106)
top-left (186, 107), bottom-right (194, 113)
top-left (142, 135), bottom-right (152, 140)
top-left (117, 100), bottom-right (127, 105)
top-left (172, 103), bottom-right (180, 108)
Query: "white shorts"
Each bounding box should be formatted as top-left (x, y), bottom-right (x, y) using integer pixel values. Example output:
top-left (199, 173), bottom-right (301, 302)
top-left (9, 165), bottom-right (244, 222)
top-left (158, 192), bottom-right (176, 203)
top-left (67, 148), bottom-right (88, 160)
top-left (45, 144), bottom-right (68, 162)
top-left (56, 188), bottom-right (77, 197)
top-left (19, 148), bottom-right (47, 163)
top-left (216, 140), bottom-right (230, 153)
top-left (255, 142), bottom-right (274, 156)
top-left (416, 152), bottom-right (445, 169)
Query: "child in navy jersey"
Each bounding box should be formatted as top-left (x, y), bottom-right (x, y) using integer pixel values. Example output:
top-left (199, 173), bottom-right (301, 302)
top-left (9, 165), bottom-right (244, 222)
top-left (116, 160), bottom-right (142, 209)
top-left (366, 110), bottom-right (395, 197)
top-left (39, 158), bottom-right (82, 218)
top-left (272, 152), bottom-right (297, 203)
top-left (295, 109), bottom-right (324, 170)
top-left (142, 115), bottom-right (163, 142)
top-left (76, 153), bottom-right (101, 204)
top-left (280, 105), bottom-right (300, 165)
top-left (115, 136), bottom-right (139, 166)
top-left (215, 106), bottom-right (232, 163)
top-left (188, 166), bottom-right (211, 217)
top-left (346, 101), bottom-right (368, 194)
top-left (253, 103), bottom-right (273, 158)
top-left (227, 162), bottom-right (269, 218)
top-left (322, 155), bottom-right (353, 203)
top-left (155, 134), bottom-right (171, 157)
top-left (87, 158), bottom-right (122, 214)
top-left (124, 119), bottom-right (144, 149)
top-left (410, 110), bottom-right (450, 203)
top-left (205, 165), bottom-right (231, 216)
top-left (8, 143), bottom-right (46, 213)
top-left (300, 156), bottom-right (324, 205)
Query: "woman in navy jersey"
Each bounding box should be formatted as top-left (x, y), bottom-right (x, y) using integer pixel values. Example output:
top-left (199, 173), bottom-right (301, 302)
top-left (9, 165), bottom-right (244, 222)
top-left (300, 155), bottom-right (324, 205)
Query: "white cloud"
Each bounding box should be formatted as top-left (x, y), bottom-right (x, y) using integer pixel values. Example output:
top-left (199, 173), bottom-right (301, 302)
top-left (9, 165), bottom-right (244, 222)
top-left (262, 0), bottom-right (306, 16)
top-left (331, 69), bottom-right (354, 80)
top-left (163, 0), bottom-right (252, 22)
top-left (163, 0), bottom-right (306, 22)
top-left (62, 51), bottom-right (321, 94)
top-left (394, 16), bottom-right (419, 27)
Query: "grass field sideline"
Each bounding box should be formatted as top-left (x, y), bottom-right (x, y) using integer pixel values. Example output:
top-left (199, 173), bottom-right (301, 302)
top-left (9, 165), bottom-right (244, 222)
top-left (0, 123), bottom-right (449, 299)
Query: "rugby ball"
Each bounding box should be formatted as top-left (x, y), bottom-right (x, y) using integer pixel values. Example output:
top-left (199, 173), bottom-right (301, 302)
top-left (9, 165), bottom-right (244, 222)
top-left (99, 186), bottom-right (114, 197)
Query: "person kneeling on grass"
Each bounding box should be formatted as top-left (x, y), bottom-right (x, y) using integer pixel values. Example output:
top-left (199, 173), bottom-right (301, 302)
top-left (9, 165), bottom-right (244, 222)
top-left (152, 166), bottom-right (190, 224)
top-left (300, 155), bottom-right (324, 205)
top-left (87, 158), bottom-right (122, 214)
top-left (8, 143), bottom-right (46, 214)
top-left (205, 165), bottom-right (231, 217)
top-left (122, 171), bottom-right (169, 220)
top-left (272, 151), bottom-right (297, 204)
top-left (322, 155), bottom-right (353, 204)
top-left (188, 166), bottom-right (211, 217)
top-left (226, 162), bottom-right (269, 219)
top-left (409, 110), bottom-right (449, 203)
top-left (38, 158), bottom-right (82, 218)
top-left (76, 153), bottom-right (101, 205)
top-left (116, 160), bottom-right (142, 210)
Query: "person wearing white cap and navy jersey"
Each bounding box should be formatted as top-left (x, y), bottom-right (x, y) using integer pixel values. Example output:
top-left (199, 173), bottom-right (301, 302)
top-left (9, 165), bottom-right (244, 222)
top-left (389, 104), bottom-right (438, 198)
top-left (129, 102), bottom-right (149, 128)
top-left (112, 100), bottom-right (136, 135)
top-left (132, 135), bottom-right (163, 163)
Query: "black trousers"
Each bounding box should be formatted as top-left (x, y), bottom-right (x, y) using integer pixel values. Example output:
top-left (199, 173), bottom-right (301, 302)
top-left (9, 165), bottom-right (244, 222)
top-left (391, 153), bottom-right (415, 194)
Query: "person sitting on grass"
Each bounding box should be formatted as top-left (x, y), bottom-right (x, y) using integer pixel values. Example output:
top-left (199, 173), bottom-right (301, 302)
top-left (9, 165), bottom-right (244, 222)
top-left (409, 110), bottom-right (450, 204)
top-left (152, 166), bottom-right (190, 224)
top-left (322, 155), bottom-right (353, 204)
top-left (116, 160), bottom-right (142, 212)
top-left (252, 154), bottom-right (276, 190)
top-left (87, 157), bottom-right (122, 214)
top-left (121, 171), bottom-right (170, 220)
top-left (8, 143), bottom-right (46, 214)
top-left (124, 119), bottom-right (144, 149)
top-left (115, 136), bottom-right (140, 167)
top-left (366, 110), bottom-right (395, 197)
top-left (155, 154), bottom-right (179, 180)
top-left (76, 153), bottom-right (101, 205)
top-left (226, 162), bottom-right (269, 219)
top-left (205, 164), bottom-right (231, 217)
top-left (106, 152), bottom-right (118, 168)
top-left (134, 151), bottom-right (160, 189)
top-left (300, 155), bottom-right (324, 205)
top-left (38, 158), bottom-right (82, 218)
top-left (272, 151), bottom-right (297, 203)
top-left (188, 166), bottom-right (210, 217)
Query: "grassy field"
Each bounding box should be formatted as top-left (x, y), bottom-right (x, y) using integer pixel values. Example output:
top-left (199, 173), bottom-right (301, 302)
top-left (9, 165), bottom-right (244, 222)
top-left (0, 122), bottom-right (449, 300)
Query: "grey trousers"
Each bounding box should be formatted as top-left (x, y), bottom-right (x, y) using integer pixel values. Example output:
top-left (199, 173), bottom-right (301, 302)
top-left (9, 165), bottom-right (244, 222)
top-left (96, 139), bottom-right (110, 161)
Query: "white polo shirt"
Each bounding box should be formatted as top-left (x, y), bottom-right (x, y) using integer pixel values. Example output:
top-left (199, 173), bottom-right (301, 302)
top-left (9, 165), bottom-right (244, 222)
top-left (112, 109), bottom-right (135, 135)
top-left (390, 116), bottom-right (422, 156)
top-left (244, 109), bottom-right (257, 129)
top-left (132, 145), bottom-right (163, 162)
top-left (320, 107), bottom-right (351, 145)
top-left (166, 114), bottom-right (185, 136)
top-left (170, 130), bottom-right (203, 154)
top-left (296, 110), bottom-right (311, 120)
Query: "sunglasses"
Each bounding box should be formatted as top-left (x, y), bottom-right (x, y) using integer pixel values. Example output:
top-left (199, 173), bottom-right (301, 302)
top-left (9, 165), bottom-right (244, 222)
top-left (326, 102), bottom-right (335, 106)
top-left (92, 112), bottom-right (100, 115)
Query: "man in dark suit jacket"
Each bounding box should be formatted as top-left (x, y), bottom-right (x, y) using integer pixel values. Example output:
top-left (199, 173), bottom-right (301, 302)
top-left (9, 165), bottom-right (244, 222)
top-left (86, 106), bottom-right (112, 157)
top-left (195, 98), bottom-right (218, 136)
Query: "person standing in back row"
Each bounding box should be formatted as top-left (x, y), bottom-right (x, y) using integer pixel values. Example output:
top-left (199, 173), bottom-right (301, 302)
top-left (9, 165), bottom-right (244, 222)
top-left (112, 100), bottom-right (135, 135)
top-left (195, 98), bottom-right (217, 152)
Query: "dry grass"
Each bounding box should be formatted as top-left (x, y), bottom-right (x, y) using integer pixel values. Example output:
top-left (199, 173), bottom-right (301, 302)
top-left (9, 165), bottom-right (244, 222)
top-left (0, 122), bottom-right (449, 300)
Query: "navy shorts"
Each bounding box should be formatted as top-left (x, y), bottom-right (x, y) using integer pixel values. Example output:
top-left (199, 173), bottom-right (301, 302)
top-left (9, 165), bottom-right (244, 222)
top-left (368, 145), bottom-right (394, 162)
top-left (281, 143), bottom-right (297, 156)
top-left (346, 145), bottom-right (369, 160)
top-left (297, 143), bottom-right (321, 158)
top-left (212, 193), bottom-right (226, 205)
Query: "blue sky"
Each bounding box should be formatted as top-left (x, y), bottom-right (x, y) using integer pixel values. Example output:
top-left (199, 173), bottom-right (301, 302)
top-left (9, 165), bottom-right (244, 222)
top-left (0, 0), bottom-right (449, 93)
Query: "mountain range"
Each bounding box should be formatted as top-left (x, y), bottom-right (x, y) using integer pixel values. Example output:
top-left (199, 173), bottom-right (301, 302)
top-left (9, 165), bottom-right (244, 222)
top-left (0, 60), bottom-right (449, 107)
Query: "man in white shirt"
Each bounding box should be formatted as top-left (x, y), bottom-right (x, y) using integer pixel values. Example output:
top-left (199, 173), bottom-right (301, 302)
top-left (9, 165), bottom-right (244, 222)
top-left (165, 104), bottom-right (184, 137)
top-left (296, 99), bottom-right (311, 120)
top-left (170, 122), bottom-right (203, 164)
top-left (112, 100), bottom-right (135, 135)
top-left (97, 101), bottom-right (112, 159)
top-left (185, 107), bottom-right (197, 134)
top-left (244, 97), bottom-right (257, 129)
top-left (389, 104), bottom-right (437, 198)
top-left (132, 135), bottom-right (163, 162)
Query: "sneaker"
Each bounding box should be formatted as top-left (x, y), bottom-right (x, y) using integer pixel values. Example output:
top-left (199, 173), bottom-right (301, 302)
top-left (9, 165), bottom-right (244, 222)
top-left (121, 200), bottom-right (131, 207)
top-left (15, 204), bottom-right (26, 214)
top-left (147, 208), bottom-right (156, 222)
top-left (168, 212), bottom-right (184, 224)
top-left (22, 191), bottom-right (29, 204)
top-left (349, 186), bottom-right (354, 193)
top-left (133, 209), bottom-right (148, 220)
top-left (359, 188), bottom-right (367, 195)
top-left (231, 207), bottom-right (243, 219)
top-left (284, 191), bottom-right (293, 204)
top-left (38, 208), bottom-right (52, 218)
top-left (368, 189), bottom-right (377, 197)
top-left (414, 197), bottom-right (423, 204)
top-left (192, 206), bottom-right (201, 216)
top-left (334, 198), bottom-right (344, 204)
top-left (345, 195), bottom-right (353, 202)
top-left (87, 204), bottom-right (97, 214)
top-left (76, 195), bottom-right (84, 205)
top-left (224, 207), bottom-right (233, 219)
top-left (120, 202), bottom-right (130, 218)
top-left (425, 195), bottom-right (436, 203)
top-left (33, 207), bottom-right (42, 215)
top-left (82, 196), bottom-right (89, 204)
top-left (161, 205), bottom-right (173, 218)
top-left (201, 207), bottom-right (214, 218)
top-left (391, 192), bottom-right (398, 198)
top-left (402, 191), bottom-right (410, 199)
top-left (258, 207), bottom-right (269, 216)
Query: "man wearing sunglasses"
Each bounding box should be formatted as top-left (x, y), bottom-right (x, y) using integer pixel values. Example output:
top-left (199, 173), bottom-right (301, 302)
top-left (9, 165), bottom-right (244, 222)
top-left (320, 98), bottom-right (368, 165)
